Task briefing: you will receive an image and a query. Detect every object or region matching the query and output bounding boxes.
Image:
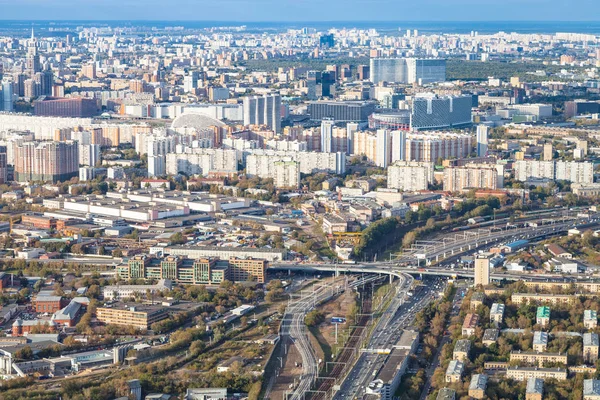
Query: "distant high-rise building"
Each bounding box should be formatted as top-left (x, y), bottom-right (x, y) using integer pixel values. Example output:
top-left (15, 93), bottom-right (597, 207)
top-left (14, 141), bottom-right (79, 183)
top-left (0, 145), bottom-right (7, 184)
top-left (1, 81), bottom-right (13, 112)
top-left (79, 144), bottom-right (100, 167)
top-left (26, 28), bottom-right (41, 77)
top-left (391, 130), bottom-right (406, 162)
top-left (307, 71), bottom-right (335, 100)
top-left (33, 97), bottom-right (98, 118)
top-left (319, 34), bottom-right (335, 48)
top-left (387, 161), bottom-right (433, 191)
top-left (346, 122), bottom-right (359, 155)
top-left (320, 119), bottom-right (334, 153)
top-left (474, 254), bottom-right (491, 287)
top-left (375, 129), bottom-right (391, 168)
top-left (476, 125), bottom-right (489, 157)
top-left (148, 155), bottom-right (166, 177)
top-left (308, 101), bottom-right (376, 122)
top-left (411, 94), bottom-right (473, 130)
top-left (357, 65), bottom-right (370, 81)
top-left (81, 63), bottom-right (97, 80)
top-left (24, 78), bottom-right (37, 99)
top-left (370, 58), bottom-right (446, 85)
top-left (242, 93), bottom-right (282, 134)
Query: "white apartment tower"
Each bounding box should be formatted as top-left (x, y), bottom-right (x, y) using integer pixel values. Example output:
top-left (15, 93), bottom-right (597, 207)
top-left (243, 93), bottom-right (282, 134)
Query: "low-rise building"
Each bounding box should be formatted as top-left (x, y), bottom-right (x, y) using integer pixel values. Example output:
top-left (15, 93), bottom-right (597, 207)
top-left (585, 310), bottom-right (598, 329)
top-left (536, 306), bottom-right (551, 326)
top-left (12, 319), bottom-right (57, 336)
top-left (321, 213), bottom-right (348, 234)
top-left (483, 329), bottom-right (499, 347)
top-left (445, 360), bottom-right (464, 383)
top-left (512, 293), bottom-right (575, 306)
top-left (584, 332), bottom-right (600, 364)
top-left (533, 331), bottom-right (549, 352)
top-left (103, 280), bottom-right (173, 300)
top-left (506, 366), bottom-right (567, 381)
top-left (96, 304), bottom-right (169, 330)
top-left (584, 379), bottom-right (600, 400)
top-left (468, 374), bottom-right (488, 400)
top-left (526, 377), bottom-right (544, 400)
top-left (490, 303), bottom-right (505, 327)
top-left (462, 313), bottom-right (479, 336)
top-left (470, 292), bottom-right (485, 310)
top-left (453, 339), bottom-right (471, 362)
top-left (33, 294), bottom-right (64, 313)
top-left (509, 351), bottom-right (567, 367)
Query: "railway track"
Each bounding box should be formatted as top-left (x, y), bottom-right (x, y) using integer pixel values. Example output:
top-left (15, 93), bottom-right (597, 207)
top-left (308, 287), bottom-right (373, 400)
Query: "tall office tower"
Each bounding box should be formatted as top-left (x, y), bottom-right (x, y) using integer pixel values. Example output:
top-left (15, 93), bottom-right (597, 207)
top-left (242, 93), bottom-right (282, 134)
top-left (319, 34), bottom-right (335, 48)
top-left (79, 144), bottom-right (100, 167)
top-left (39, 68), bottom-right (53, 96)
top-left (370, 58), bottom-right (446, 85)
top-left (476, 125), bottom-right (489, 157)
top-left (1, 81), bottom-right (13, 112)
top-left (410, 94), bottom-right (473, 130)
top-left (0, 145), bottom-right (7, 184)
top-left (14, 141), bottom-right (79, 183)
top-left (183, 71), bottom-right (199, 93)
top-left (357, 65), bottom-right (370, 81)
top-left (12, 73), bottom-right (26, 97)
top-left (148, 155), bottom-right (166, 177)
top-left (474, 254), bottom-right (491, 287)
top-left (307, 71), bottom-right (335, 100)
top-left (543, 143), bottom-right (553, 161)
top-left (376, 129), bottom-right (391, 168)
top-left (391, 130), bottom-right (406, 162)
top-left (320, 119), bottom-right (334, 153)
top-left (346, 122), bottom-right (358, 154)
top-left (26, 28), bottom-right (41, 77)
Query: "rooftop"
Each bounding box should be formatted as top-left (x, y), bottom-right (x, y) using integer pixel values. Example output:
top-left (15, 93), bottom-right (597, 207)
top-left (584, 332), bottom-right (599, 347)
top-left (446, 360), bottom-right (464, 376)
top-left (454, 339), bottom-right (471, 354)
top-left (490, 303), bottom-right (505, 315)
top-left (526, 377), bottom-right (544, 395)
top-left (537, 306), bottom-right (551, 319)
top-left (585, 310), bottom-right (598, 320)
top-left (483, 329), bottom-right (499, 342)
top-left (584, 379), bottom-right (600, 396)
top-left (533, 331), bottom-right (549, 345)
top-left (469, 374), bottom-right (488, 391)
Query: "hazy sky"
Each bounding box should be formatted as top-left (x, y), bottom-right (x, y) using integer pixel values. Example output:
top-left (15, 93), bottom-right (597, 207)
top-left (1, 0), bottom-right (599, 21)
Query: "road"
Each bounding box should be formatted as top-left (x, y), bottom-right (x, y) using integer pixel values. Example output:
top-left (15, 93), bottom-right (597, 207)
top-left (271, 217), bottom-right (600, 283)
top-left (333, 276), bottom-right (444, 400)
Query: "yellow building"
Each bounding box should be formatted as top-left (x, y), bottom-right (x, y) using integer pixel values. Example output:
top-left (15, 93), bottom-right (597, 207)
top-left (96, 304), bottom-right (169, 330)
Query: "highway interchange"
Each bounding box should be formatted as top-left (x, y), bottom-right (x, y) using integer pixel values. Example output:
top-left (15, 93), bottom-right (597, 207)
top-left (271, 212), bottom-right (600, 399)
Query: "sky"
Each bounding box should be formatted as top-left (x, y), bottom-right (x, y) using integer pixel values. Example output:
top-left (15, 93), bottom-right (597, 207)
top-left (0, 0), bottom-right (599, 21)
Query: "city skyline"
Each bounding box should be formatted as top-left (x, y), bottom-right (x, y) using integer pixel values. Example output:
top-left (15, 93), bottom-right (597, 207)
top-left (1, 0), bottom-right (600, 22)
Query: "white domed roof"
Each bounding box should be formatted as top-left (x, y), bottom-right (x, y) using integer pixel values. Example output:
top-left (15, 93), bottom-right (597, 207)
top-left (171, 113), bottom-right (226, 131)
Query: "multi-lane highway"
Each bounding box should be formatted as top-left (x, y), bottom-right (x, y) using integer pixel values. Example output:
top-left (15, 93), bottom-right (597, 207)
top-left (333, 277), bottom-right (444, 400)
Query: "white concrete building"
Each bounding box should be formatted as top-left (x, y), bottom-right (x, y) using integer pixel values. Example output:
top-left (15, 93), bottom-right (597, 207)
top-left (387, 161), bottom-right (434, 191)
